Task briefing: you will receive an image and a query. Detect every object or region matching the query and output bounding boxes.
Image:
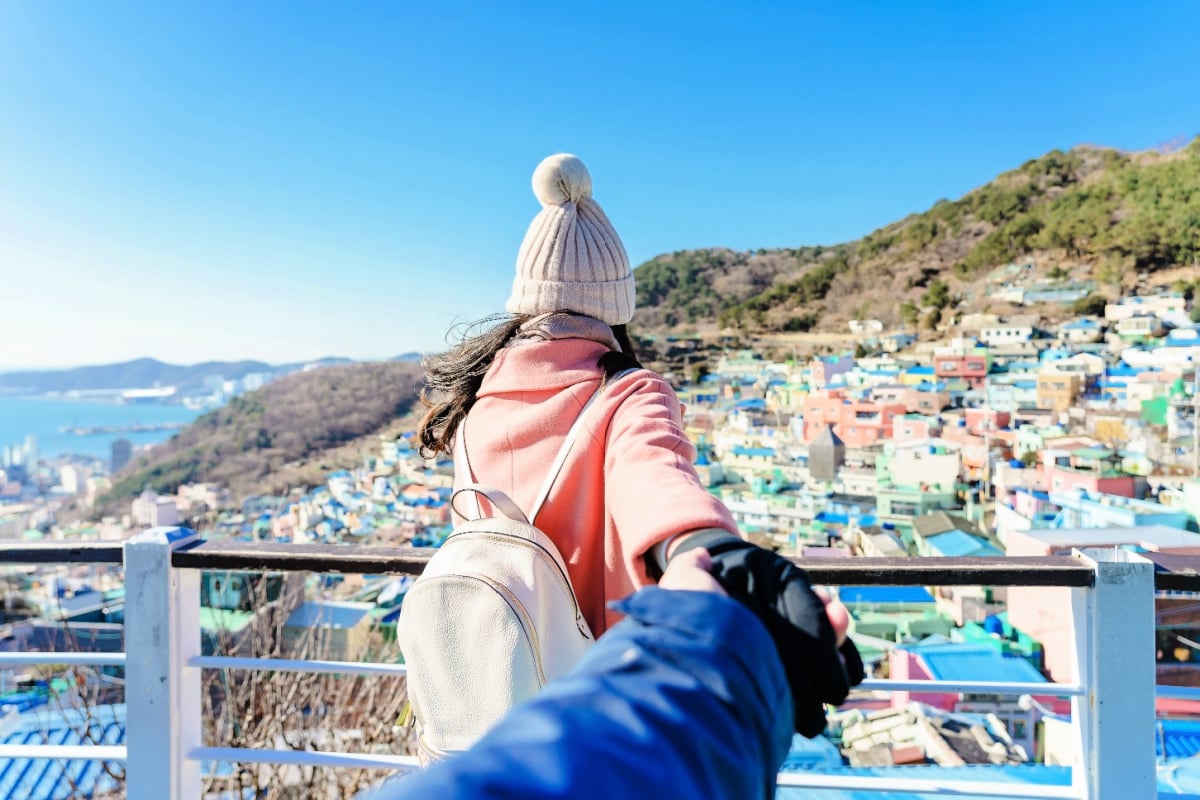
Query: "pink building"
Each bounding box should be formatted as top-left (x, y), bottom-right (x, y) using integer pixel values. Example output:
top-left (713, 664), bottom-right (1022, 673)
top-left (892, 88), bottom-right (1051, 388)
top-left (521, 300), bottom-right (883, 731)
top-left (893, 416), bottom-right (936, 442)
top-left (801, 390), bottom-right (906, 448)
top-left (1006, 526), bottom-right (1200, 683)
top-left (964, 408), bottom-right (1011, 435)
top-left (1039, 449), bottom-right (1136, 497)
top-left (934, 353), bottom-right (990, 390)
top-left (869, 386), bottom-right (949, 415)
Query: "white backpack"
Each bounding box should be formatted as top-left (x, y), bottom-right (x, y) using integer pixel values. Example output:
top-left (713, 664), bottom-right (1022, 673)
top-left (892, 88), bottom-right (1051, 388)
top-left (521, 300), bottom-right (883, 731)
top-left (396, 386), bottom-right (604, 762)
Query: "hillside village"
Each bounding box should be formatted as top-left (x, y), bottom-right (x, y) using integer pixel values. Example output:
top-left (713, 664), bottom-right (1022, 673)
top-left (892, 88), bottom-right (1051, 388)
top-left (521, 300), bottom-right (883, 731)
top-left (10, 279), bottom-right (1200, 789)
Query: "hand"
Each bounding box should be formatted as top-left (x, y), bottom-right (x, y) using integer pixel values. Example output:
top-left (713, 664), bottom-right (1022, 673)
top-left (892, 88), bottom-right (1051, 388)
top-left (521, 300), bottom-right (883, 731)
top-left (670, 531), bottom-right (865, 737)
top-left (658, 548), bottom-right (727, 595)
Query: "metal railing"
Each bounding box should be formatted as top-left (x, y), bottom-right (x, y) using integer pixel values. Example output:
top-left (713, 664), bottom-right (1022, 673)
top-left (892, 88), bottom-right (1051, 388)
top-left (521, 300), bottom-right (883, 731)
top-left (1, 530), bottom-right (1189, 799)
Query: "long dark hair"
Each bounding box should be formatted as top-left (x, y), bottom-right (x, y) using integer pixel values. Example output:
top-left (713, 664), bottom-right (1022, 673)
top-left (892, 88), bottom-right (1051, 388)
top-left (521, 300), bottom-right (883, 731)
top-left (417, 315), bottom-right (642, 458)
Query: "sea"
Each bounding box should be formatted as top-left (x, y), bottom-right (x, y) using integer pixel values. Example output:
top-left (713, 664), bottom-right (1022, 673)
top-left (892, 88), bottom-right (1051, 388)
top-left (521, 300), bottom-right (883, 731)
top-left (0, 396), bottom-right (204, 462)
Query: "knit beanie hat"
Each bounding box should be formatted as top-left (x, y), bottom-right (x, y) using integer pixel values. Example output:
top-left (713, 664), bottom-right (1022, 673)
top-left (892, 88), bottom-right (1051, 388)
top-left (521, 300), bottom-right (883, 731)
top-left (506, 154), bottom-right (635, 326)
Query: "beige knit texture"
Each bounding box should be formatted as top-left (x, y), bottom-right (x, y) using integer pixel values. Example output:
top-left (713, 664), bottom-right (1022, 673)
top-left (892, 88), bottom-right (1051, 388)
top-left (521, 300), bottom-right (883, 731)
top-left (506, 154), bottom-right (635, 325)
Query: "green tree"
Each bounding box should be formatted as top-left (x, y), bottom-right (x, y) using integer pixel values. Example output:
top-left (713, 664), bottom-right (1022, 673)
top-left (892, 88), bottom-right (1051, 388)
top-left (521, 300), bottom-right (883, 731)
top-left (1072, 294), bottom-right (1108, 316)
top-left (922, 279), bottom-right (951, 310)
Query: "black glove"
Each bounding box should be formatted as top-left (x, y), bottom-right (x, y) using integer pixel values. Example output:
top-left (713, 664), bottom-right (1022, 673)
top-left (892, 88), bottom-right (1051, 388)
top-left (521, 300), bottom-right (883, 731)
top-left (670, 530), bottom-right (865, 737)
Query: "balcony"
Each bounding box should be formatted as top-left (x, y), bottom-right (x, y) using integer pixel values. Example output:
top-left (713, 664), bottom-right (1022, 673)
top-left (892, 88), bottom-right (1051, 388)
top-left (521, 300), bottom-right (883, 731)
top-left (2, 531), bottom-right (1196, 798)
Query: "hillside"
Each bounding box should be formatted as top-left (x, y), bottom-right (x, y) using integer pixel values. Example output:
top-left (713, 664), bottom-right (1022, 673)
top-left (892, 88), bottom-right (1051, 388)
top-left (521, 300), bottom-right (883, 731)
top-left (101, 361), bottom-right (425, 506)
top-left (633, 137), bottom-right (1200, 336)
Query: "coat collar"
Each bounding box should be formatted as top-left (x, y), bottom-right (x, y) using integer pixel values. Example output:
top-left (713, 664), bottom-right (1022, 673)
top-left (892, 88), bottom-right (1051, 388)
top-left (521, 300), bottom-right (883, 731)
top-left (478, 334), bottom-right (611, 396)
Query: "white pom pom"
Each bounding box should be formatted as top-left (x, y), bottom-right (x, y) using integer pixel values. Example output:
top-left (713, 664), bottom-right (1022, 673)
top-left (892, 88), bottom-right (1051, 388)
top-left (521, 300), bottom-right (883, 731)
top-left (531, 153), bottom-right (592, 207)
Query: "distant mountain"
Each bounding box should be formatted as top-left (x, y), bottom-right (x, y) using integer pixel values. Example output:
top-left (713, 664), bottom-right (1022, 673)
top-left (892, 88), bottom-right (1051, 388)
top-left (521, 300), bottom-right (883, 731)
top-left (633, 137), bottom-right (1200, 335)
top-left (0, 356), bottom-right (356, 396)
top-left (101, 361), bottom-right (426, 505)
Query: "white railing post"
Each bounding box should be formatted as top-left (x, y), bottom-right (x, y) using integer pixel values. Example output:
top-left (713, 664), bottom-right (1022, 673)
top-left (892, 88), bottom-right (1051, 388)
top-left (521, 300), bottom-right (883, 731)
top-left (124, 527), bottom-right (203, 800)
top-left (1069, 547), bottom-right (1156, 799)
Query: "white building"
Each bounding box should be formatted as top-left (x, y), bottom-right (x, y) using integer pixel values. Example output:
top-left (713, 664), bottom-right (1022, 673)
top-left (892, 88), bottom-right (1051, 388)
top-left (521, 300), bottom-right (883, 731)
top-left (980, 324), bottom-right (1035, 346)
top-left (59, 464), bottom-right (89, 494)
top-left (1105, 294), bottom-right (1186, 322)
top-left (132, 489), bottom-right (180, 528)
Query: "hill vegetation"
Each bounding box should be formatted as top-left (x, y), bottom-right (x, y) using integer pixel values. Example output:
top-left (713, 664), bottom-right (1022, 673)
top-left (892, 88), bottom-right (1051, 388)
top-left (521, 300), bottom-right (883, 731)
top-left (633, 137), bottom-right (1200, 335)
top-left (101, 361), bottom-right (425, 506)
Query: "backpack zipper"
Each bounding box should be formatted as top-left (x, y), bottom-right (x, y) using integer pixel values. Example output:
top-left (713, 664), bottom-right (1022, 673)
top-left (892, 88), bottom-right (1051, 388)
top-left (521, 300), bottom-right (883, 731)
top-left (452, 532), bottom-right (593, 641)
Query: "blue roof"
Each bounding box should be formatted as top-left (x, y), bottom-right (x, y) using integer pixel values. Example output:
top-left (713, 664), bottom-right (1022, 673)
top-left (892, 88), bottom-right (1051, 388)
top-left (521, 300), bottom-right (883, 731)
top-left (781, 733), bottom-right (844, 771)
top-left (908, 365), bottom-right (935, 375)
top-left (285, 601), bottom-right (372, 629)
top-left (1062, 318), bottom-right (1100, 329)
top-left (925, 530), bottom-right (1004, 558)
top-left (775, 764), bottom-right (1071, 799)
top-left (906, 643), bottom-right (1048, 684)
top-left (736, 398), bottom-right (767, 410)
top-left (0, 703), bottom-right (124, 799)
top-left (1161, 719), bottom-right (1200, 761)
top-left (731, 445), bottom-right (775, 457)
top-left (839, 585), bottom-right (935, 605)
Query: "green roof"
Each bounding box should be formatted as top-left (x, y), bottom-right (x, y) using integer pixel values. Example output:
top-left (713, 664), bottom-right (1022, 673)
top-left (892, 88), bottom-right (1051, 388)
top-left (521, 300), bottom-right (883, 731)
top-left (199, 606), bottom-right (256, 634)
top-left (1071, 447), bottom-right (1116, 460)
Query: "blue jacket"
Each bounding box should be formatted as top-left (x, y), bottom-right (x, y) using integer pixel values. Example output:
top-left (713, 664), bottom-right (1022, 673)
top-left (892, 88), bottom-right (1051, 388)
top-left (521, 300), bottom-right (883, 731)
top-left (366, 587), bottom-right (793, 799)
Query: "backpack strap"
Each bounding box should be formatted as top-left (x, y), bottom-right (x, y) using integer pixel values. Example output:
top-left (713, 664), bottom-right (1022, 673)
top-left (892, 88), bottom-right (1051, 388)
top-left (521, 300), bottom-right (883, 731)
top-left (449, 485), bottom-right (529, 524)
top-left (526, 387), bottom-right (602, 524)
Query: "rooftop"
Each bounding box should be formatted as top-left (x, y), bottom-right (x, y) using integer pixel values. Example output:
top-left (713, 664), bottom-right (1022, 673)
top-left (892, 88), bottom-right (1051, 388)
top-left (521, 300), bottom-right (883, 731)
top-left (1016, 524), bottom-right (1200, 550)
top-left (904, 643), bottom-right (1048, 685)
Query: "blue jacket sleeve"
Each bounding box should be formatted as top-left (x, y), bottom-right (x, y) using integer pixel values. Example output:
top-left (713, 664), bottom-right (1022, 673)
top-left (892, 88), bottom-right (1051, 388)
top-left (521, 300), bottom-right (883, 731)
top-left (363, 587), bottom-right (794, 800)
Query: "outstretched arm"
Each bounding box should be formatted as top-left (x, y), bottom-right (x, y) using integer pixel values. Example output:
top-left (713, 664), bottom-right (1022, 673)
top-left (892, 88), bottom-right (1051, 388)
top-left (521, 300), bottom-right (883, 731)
top-left (362, 550), bottom-right (794, 800)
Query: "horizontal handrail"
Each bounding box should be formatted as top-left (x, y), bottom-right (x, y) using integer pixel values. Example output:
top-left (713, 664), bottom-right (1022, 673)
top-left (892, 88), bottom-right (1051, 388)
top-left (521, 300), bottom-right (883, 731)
top-left (1154, 685), bottom-right (1200, 700)
top-left (775, 772), bottom-right (1081, 799)
top-left (188, 658), bottom-right (1072, 697)
top-left (857, 678), bottom-right (1084, 697)
top-left (169, 541), bottom-right (1099, 586)
top-left (1141, 552), bottom-right (1200, 591)
top-left (11, 538), bottom-right (1200, 592)
top-left (0, 743), bottom-right (127, 761)
top-left (798, 556), bottom-right (1094, 587)
top-left (0, 540), bottom-right (123, 564)
top-left (0, 652), bottom-right (126, 667)
top-left (190, 746), bottom-right (419, 772)
top-left (172, 540), bottom-right (433, 574)
top-left (190, 655), bottom-right (406, 676)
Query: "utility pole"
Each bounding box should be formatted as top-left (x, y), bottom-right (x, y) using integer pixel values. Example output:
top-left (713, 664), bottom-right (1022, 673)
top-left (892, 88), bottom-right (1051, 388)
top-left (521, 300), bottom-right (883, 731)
top-left (1193, 367), bottom-right (1199, 479)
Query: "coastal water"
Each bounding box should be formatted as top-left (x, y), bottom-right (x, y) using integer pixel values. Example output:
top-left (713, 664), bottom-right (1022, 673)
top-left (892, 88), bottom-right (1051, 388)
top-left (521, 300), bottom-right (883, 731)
top-left (0, 396), bottom-right (203, 461)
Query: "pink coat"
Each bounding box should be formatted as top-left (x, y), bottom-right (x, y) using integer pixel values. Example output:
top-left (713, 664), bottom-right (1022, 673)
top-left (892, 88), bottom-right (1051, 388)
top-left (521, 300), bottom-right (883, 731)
top-left (455, 337), bottom-right (737, 634)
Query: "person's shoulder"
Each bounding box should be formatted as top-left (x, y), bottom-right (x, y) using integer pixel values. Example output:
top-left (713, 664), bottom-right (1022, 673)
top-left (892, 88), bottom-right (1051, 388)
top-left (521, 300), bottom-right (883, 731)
top-left (609, 366), bottom-right (669, 388)
top-left (605, 367), bottom-right (677, 399)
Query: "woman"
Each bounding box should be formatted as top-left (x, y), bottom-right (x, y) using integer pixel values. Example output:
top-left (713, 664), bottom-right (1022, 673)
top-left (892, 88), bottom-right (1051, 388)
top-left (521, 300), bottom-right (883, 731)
top-left (418, 154), bottom-right (859, 735)
top-left (417, 153), bottom-right (736, 634)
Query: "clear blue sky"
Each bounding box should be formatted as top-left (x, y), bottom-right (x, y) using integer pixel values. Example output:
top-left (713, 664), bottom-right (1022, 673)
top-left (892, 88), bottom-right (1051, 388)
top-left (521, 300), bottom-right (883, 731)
top-left (3, 1), bottom-right (1198, 369)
